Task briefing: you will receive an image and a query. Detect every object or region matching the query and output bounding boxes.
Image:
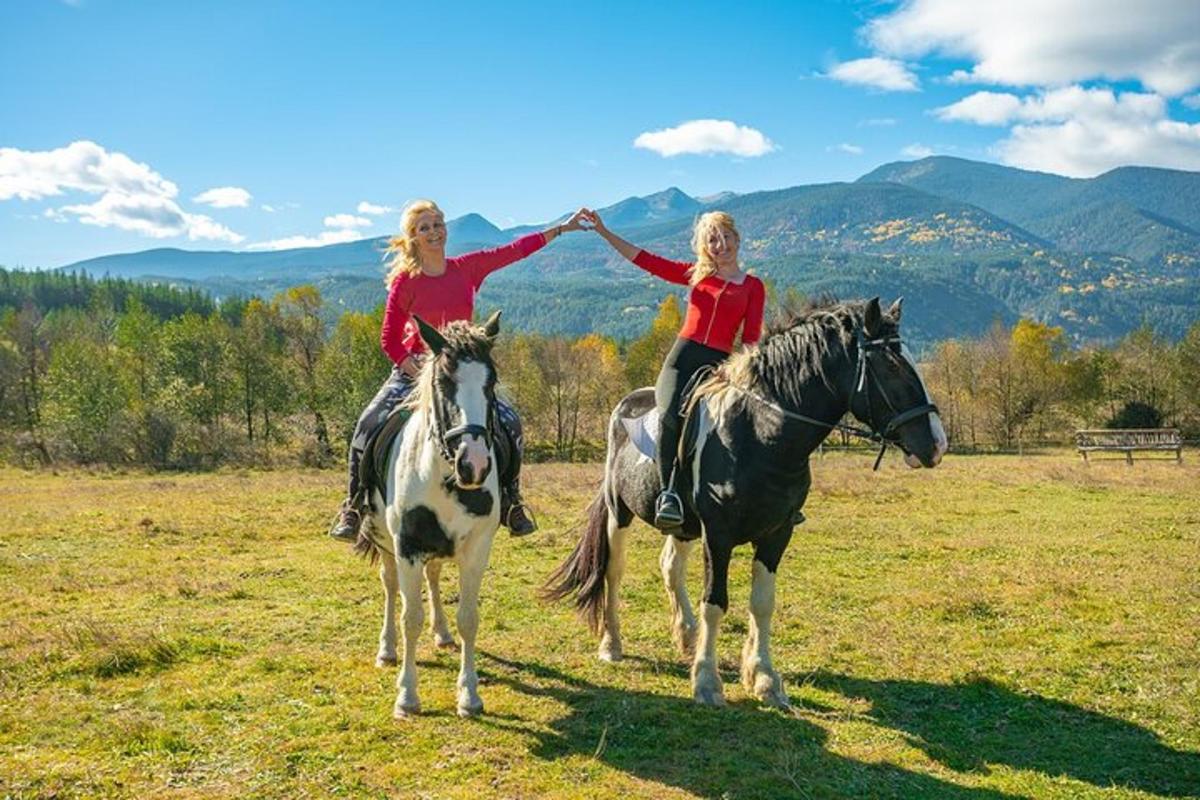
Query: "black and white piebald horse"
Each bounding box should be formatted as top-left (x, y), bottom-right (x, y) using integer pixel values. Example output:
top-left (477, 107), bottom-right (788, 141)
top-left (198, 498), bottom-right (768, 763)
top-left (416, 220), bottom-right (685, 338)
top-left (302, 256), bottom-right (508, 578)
top-left (547, 297), bottom-right (948, 708)
top-left (360, 312), bottom-right (504, 719)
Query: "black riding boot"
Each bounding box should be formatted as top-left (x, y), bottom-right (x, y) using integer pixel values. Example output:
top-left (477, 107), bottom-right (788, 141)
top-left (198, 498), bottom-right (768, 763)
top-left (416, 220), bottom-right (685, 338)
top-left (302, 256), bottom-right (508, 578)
top-left (329, 500), bottom-right (362, 543)
top-left (495, 403), bottom-right (536, 536)
top-left (654, 466), bottom-right (684, 530)
top-left (502, 484), bottom-right (537, 536)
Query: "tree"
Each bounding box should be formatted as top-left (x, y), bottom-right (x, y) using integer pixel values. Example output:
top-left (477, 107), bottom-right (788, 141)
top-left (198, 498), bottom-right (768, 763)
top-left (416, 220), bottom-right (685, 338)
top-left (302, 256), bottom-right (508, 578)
top-left (1009, 319), bottom-right (1067, 445)
top-left (276, 286), bottom-right (333, 465)
top-left (43, 338), bottom-right (130, 462)
top-left (320, 306), bottom-right (391, 447)
top-left (160, 311), bottom-right (234, 465)
top-left (0, 302), bottom-right (51, 463)
top-left (230, 298), bottom-right (292, 452)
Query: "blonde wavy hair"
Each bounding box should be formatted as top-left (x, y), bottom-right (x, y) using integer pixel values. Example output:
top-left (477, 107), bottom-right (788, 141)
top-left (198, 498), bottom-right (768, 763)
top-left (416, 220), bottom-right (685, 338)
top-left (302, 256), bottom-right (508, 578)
top-left (688, 211), bottom-right (740, 285)
top-left (385, 199), bottom-right (444, 287)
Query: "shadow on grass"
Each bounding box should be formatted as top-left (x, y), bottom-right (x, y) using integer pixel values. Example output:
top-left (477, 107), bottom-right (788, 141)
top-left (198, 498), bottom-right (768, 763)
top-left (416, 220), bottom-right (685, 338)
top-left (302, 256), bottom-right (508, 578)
top-left (803, 671), bottom-right (1200, 798)
top-left (478, 652), bottom-right (1020, 800)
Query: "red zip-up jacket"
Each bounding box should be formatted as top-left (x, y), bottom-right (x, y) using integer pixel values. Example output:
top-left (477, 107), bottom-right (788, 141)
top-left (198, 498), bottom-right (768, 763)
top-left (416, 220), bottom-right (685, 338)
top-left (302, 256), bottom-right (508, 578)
top-left (380, 232), bottom-right (547, 366)
top-left (633, 249), bottom-right (765, 353)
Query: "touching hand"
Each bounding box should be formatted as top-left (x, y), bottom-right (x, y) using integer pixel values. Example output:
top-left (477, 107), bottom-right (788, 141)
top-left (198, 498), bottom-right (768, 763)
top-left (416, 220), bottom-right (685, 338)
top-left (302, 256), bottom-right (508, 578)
top-left (582, 208), bottom-right (605, 233)
top-left (561, 207), bottom-right (594, 232)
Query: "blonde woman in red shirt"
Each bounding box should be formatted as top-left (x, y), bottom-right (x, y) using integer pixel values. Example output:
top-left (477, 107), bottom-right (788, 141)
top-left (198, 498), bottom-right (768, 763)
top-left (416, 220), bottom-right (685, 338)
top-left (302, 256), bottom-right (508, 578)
top-left (330, 200), bottom-right (589, 542)
top-left (587, 209), bottom-right (765, 529)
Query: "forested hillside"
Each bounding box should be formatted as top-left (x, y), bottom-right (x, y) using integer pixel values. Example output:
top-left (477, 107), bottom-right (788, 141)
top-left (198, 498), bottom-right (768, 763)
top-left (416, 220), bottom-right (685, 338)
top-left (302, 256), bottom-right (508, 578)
top-left (2, 268), bottom-right (1198, 468)
top-left (55, 157), bottom-right (1200, 347)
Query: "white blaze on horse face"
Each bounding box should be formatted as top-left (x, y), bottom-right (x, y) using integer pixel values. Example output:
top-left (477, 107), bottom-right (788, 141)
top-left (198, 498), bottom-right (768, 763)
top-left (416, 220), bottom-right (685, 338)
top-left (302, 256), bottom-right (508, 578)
top-left (454, 360), bottom-right (492, 484)
top-left (901, 345), bottom-right (948, 468)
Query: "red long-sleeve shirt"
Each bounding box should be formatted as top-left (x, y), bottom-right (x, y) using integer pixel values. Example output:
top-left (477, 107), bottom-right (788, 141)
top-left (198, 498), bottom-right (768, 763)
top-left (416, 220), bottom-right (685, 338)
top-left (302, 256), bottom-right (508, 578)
top-left (380, 232), bottom-right (547, 366)
top-left (633, 249), bottom-right (765, 353)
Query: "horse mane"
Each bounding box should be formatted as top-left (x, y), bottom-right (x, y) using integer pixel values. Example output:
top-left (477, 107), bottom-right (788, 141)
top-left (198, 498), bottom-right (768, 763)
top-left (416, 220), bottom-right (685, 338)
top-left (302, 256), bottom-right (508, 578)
top-left (692, 296), bottom-right (866, 412)
top-left (402, 320), bottom-right (496, 416)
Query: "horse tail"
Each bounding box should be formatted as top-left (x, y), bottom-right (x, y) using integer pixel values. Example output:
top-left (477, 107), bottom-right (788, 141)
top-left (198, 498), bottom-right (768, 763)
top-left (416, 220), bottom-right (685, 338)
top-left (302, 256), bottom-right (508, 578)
top-left (542, 488), bottom-right (610, 634)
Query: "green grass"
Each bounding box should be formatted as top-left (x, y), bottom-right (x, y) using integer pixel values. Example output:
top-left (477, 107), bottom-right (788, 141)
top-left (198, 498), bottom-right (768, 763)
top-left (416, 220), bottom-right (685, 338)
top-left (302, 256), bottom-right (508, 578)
top-left (1, 453), bottom-right (1198, 799)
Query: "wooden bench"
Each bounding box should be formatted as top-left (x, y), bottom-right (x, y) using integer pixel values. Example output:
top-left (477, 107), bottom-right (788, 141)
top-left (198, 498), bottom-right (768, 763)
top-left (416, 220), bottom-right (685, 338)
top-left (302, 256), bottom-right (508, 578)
top-left (1075, 428), bottom-right (1183, 464)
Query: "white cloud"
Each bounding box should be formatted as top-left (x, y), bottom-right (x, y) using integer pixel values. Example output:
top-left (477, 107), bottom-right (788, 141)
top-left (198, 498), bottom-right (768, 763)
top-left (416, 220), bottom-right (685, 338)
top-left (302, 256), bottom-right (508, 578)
top-left (357, 200), bottom-right (396, 215)
top-left (261, 204), bottom-right (277, 213)
top-left (936, 86), bottom-right (1200, 176)
top-left (192, 186), bottom-right (251, 208)
top-left (826, 57), bottom-right (919, 92)
top-left (866, 0), bottom-right (1200, 96)
top-left (1183, 94), bottom-right (1200, 110)
top-left (59, 192), bottom-right (243, 243)
top-left (934, 91), bottom-right (1024, 125)
top-left (0, 140), bottom-right (176, 202)
top-left (323, 213), bottom-right (372, 229)
top-left (902, 143), bottom-right (935, 158)
top-left (830, 143), bottom-right (865, 155)
top-left (245, 228), bottom-right (364, 251)
top-left (0, 140), bottom-right (243, 243)
top-left (633, 119), bottom-right (777, 157)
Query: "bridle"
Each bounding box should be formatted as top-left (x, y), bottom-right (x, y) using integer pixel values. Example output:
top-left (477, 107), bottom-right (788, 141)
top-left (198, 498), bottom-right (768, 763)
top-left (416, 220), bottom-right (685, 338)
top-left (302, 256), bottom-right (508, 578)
top-left (426, 364), bottom-right (495, 464)
top-left (733, 327), bottom-right (939, 470)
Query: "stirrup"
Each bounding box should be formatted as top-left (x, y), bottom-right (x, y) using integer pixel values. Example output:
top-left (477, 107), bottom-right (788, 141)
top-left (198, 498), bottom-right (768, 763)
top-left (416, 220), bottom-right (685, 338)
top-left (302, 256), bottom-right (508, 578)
top-left (654, 490), bottom-right (684, 529)
top-left (505, 502), bottom-right (538, 536)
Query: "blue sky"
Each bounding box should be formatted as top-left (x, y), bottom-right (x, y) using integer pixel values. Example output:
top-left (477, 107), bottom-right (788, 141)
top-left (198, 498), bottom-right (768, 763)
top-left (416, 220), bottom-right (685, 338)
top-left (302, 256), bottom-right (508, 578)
top-left (3, 0), bottom-right (1199, 268)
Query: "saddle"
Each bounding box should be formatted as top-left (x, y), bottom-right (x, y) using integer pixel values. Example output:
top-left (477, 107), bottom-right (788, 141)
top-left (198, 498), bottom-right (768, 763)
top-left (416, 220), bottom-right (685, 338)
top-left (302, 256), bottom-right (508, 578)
top-left (357, 405), bottom-right (413, 513)
top-left (619, 365), bottom-right (717, 466)
top-left (355, 403), bottom-right (513, 513)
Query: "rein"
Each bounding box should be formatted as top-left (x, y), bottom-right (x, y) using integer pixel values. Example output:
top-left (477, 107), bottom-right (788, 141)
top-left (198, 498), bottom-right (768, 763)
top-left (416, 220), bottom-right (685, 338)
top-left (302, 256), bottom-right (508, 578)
top-left (722, 330), bottom-right (938, 470)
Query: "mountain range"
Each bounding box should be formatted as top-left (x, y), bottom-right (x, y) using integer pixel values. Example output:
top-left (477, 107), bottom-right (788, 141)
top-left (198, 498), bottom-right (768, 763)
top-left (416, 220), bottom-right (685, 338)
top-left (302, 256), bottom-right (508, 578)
top-left (55, 157), bottom-right (1200, 348)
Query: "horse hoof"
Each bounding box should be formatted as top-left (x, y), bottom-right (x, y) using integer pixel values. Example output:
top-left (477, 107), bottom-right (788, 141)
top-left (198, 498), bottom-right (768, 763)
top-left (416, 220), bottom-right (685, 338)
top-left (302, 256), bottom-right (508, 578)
top-left (759, 688), bottom-right (791, 710)
top-left (435, 636), bottom-right (458, 651)
top-left (393, 702), bottom-right (421, 719)
top-left (693, 686), bottom-right (727, 707)
top-left (598, 647), bottom-right (623, 663)
top-left (457, 701), bottom-right (484, 718)
top-left (376, 655), bottom-right (398, 668)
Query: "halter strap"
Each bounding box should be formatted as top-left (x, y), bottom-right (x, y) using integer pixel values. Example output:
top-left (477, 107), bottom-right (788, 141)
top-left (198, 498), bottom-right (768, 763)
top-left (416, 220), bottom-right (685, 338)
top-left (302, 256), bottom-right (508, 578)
top-left (717, 328), bottom-right (937, 470)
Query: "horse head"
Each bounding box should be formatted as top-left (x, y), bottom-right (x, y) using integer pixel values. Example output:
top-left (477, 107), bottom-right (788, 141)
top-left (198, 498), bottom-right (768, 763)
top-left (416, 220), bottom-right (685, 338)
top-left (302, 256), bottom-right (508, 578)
top-left (413, 311), bottom-right (502, 489)
top-left (847, 297), bottom-right (948, 468)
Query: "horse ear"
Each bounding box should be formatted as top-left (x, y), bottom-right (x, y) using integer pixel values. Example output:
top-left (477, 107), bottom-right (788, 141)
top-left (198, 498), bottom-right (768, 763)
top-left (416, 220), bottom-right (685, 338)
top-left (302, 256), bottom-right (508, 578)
top-left (413, 315), bottom-right (446, 355)
top-left (482, 310), bottom-right (501, 340)
top-left (887, 296), bottom-right (904, 323)
top-left (864, 297), bottom-right (882, 337)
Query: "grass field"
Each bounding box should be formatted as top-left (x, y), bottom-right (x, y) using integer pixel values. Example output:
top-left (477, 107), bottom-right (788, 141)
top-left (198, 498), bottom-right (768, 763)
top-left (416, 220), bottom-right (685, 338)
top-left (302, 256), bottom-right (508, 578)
top-left (1, 451), bottom-right (1198, 799)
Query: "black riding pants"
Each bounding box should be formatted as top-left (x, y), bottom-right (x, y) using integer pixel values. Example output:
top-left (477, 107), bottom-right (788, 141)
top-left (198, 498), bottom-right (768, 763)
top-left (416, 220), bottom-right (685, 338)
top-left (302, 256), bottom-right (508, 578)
top-left (346, 367), bottom-right (524, 499)
top-left (654, 338), bottom-right (728, 491)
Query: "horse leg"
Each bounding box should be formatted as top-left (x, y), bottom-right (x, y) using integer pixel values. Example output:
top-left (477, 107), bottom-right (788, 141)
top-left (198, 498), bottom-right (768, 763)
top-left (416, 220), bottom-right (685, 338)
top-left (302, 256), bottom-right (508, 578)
top-left (425, 560), bottom-right (456, 649)
top-left (741, 529), bottom-right (792, 709)
top-left (392, 556), bottom-right (425, 718)
top-left (454, 535), bottom-right (493, 717)
top-left (659, 535), bottom-right (697, 656)
top-left (599, 512), bottom-right (628, 662)
top-left (692, 533), bottom-right (731, 707)
top-left (376, 554), bottom-right (399, 667)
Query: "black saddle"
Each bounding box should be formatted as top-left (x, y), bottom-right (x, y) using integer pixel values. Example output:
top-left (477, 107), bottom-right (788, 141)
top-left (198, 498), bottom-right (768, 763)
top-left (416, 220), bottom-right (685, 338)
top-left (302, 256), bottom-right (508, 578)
top-left (356, 403), bottom-right (513, 513)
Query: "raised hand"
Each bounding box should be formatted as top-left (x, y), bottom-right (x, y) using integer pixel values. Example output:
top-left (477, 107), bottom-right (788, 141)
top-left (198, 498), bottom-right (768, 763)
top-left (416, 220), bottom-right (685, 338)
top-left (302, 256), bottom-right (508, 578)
top-left (561, 207), bottom-right (594, 232)
top-left (582, 208), bottom-right (605, 232)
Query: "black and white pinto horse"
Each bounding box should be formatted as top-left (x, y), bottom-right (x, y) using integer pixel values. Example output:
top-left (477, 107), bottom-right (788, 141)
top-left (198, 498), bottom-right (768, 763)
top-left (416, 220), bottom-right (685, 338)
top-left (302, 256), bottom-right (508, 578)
top-left (547, 297), bottom-right (948, 708)
top-left (360, 313), bottom-right (504, 718)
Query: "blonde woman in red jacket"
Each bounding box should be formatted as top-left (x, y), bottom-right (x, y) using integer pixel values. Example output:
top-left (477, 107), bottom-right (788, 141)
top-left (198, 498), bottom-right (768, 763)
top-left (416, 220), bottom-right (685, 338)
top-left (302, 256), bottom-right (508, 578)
top-left (330, 199), bottom-right (589, 542)
top-left (586, 209), bottom-right (765, 529)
